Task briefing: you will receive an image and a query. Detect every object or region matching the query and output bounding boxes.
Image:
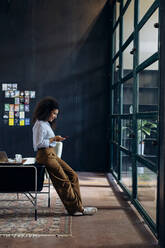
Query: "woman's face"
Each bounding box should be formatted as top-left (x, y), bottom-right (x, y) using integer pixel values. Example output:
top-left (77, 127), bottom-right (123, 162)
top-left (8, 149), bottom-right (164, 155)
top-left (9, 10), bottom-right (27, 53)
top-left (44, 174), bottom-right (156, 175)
top-left (48, 109), bottom-right (59, 122)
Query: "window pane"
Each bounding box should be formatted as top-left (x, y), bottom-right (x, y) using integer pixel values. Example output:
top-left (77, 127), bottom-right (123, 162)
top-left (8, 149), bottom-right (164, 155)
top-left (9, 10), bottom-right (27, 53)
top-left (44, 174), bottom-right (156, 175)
top-left (139, 0), bottom-right (155, 22)
top-left (123, 41), bottom-right (134, 77)
top-left (123, 0), bottom-right (134, 44)
top-left (113, 57), bottom-right (120, 85)
top-left (113, 24), bottom-right (120, 57)
top-left (123, 78), bottom-right (133, 114)
top-left (112, 144), bottom-right (119, 175)
top-left (112, 118), bottom-right (119, 143)
top-left (137, 163), bottom-right (157, 222)
top-left (114, 1), bottom-right (120, 25)
top-left (123, 0), bottom-right (127, 8)
top-left (137, 119), bottom-right (158, 165)
top-left (121, 151), bottom-right (132, 193)
top-left (138, 61), bottom-right (159, 112)
top-left (121, 119), bottom-right (133, 151)
top-left (113, 86), bottom-right (120, 114)
top-left (139, 9), bottom-right (158, 64)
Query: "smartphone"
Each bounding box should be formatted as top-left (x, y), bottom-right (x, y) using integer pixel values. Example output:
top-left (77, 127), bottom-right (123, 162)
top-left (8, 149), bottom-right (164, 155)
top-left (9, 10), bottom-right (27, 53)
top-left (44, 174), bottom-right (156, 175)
top-left (64, 136), bottom-right (69, 139)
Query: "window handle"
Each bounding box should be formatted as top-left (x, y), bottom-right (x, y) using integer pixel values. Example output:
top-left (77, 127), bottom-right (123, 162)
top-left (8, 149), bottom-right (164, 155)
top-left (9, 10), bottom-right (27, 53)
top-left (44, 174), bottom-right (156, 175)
top-left (154, 23), bottom-right (159, 28)
top-left (130, 48), bottom-right (136, 55)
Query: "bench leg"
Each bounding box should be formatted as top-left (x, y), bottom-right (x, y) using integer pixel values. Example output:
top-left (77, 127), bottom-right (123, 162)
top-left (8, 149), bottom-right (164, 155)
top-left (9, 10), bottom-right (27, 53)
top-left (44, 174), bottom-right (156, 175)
top-left (48, 195), bottom-right (50, 208)
top-left (35, 209), bottom-right (37, 221)
top-left (17, 193), bottom-right (19, 200)
top-left (48, 172), bottom-right (51, 207)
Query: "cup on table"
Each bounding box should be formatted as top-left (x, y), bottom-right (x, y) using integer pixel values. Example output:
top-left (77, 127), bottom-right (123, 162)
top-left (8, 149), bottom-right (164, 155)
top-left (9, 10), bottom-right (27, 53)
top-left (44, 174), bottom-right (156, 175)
top-left (15, 154), bottom-right (22, 163)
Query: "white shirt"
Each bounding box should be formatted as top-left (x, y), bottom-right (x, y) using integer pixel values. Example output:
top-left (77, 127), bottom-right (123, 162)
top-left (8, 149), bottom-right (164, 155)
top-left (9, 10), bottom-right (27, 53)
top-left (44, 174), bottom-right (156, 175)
top-left (32, 120), bottom-right (56, 151)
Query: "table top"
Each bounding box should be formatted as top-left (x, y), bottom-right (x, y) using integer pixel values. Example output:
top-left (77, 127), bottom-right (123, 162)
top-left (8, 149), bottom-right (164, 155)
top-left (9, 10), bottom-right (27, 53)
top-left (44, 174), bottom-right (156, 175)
top-left (0, 157), bottom-right (36, 166)
top-left (0, 160), bottom-right (26, 165)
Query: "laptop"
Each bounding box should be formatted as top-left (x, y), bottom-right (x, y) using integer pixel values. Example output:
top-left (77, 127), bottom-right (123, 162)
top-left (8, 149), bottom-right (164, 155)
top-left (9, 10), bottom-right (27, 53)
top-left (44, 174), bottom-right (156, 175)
top-left (0, 151), bottom-right (8, 163)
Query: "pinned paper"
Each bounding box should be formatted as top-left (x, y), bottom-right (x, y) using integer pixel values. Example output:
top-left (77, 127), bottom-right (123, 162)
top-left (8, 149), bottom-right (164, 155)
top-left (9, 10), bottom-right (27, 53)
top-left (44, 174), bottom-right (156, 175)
top-left (19, 111), bottom-right (25, 119)
top-left (15, 97), bottom-right (20, 104)
top-left (2, 84), bottom-right (7, 91)
top-left (9, 118), bottom-right (14, 126)
top-left (19, 104), bottom-right (24, 111)
top-left (14, 104), bottom-right (19, 112)
top-left (10, 91), bottom-right (15, 98)
top-left (7, 84), bottom-right (12, 90)
top-left (30, 91), bottom-right (35, 98)
top-left (25, 118), bottom-right (30, 125)
top-left (4, 104), bottom-right (10, 111)
top-left (9, 112), bottom-right (14, 118)
top-left (13, 84), bottom-right (17, 90)
top-left (9, 104), bottom-right (14, 112)
top-left (25, 91), bottom-right (29, 96)
top-left (5, 91), bottom-right (10, 98)
top-left (20, 119), bottom-right (25, 126)
top-left (25, 104), bottom-right (29, 112)
top-left (15, 91), bottom-right (20, 97)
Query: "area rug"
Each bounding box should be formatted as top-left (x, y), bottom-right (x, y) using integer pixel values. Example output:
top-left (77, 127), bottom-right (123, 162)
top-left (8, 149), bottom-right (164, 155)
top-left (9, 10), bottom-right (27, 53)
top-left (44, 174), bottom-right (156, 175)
top-left (0, 187), bottom-right (72, 238)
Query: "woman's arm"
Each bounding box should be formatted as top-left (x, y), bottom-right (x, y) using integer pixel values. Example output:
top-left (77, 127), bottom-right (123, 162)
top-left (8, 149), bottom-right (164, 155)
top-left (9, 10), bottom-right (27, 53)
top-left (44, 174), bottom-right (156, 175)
top-left (34, 123), bottom-right (50, 148)
top-left (49, 135), bottom-right (66, 143)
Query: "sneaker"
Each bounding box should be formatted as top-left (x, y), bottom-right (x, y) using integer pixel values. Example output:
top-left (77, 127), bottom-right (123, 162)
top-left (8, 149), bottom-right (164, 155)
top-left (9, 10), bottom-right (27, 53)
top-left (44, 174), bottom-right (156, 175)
top-left (72, 211), bottom-right (83, 216)
top-left (83, 207), bottom-right (97, 215)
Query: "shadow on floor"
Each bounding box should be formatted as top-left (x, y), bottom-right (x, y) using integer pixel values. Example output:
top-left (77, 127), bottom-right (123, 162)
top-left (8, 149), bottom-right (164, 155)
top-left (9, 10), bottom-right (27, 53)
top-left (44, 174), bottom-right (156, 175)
top-left (106, 173), bottom-right (158, 246)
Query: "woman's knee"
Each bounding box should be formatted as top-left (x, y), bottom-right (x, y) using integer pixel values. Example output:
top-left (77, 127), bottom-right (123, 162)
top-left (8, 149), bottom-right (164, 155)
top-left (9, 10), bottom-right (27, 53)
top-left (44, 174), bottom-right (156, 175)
top-left (71, 171), bottom-right (79, 182)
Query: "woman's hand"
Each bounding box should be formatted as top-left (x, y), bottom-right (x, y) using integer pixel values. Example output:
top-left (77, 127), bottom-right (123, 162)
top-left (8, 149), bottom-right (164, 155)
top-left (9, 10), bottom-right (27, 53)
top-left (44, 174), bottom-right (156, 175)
top-left (54, 135), bottom-right (66, 142)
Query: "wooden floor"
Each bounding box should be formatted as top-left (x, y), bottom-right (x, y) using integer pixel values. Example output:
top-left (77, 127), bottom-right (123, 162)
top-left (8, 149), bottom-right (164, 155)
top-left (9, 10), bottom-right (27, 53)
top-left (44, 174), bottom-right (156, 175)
top-left (0, 172), bottom-right (159, 248)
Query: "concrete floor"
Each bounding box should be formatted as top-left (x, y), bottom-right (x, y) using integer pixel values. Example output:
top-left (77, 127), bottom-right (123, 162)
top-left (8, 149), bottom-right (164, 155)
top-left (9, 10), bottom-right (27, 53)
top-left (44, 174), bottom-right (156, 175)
top-left (0, 172), bottom-right (159, 248)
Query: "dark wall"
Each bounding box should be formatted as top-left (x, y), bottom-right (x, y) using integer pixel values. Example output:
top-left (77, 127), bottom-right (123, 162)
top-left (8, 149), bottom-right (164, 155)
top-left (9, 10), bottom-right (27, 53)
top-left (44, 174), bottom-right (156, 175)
top-left (0, 0), bottom-right (110, 171)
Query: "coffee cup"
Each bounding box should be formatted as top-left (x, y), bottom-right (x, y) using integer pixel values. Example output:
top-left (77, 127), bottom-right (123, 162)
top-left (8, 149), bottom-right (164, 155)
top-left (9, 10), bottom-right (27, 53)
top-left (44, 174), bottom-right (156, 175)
top-left (15, 154), bottom-right (22, 163)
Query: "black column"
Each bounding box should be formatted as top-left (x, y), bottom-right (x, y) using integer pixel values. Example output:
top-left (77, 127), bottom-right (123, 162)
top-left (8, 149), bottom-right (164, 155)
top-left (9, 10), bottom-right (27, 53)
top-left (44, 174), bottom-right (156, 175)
top-left (158, 0), bottom-right (165, 247)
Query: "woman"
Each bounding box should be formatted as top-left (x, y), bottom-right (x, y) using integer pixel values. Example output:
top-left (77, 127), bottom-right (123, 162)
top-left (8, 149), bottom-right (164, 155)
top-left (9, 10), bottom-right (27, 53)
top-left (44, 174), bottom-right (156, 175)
top-left (32, 96), bottom-right (97, 216)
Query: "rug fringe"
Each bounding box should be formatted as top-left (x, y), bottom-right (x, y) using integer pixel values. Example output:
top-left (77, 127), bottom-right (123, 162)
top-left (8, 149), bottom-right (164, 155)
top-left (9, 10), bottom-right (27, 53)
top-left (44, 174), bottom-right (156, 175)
top-left (0, 233), bottom-right (72, 238)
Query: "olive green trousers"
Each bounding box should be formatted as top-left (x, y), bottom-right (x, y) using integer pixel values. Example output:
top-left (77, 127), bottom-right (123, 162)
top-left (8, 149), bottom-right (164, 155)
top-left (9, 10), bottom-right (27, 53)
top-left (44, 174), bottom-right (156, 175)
top-left (36, 147), bottom-right (83, 214)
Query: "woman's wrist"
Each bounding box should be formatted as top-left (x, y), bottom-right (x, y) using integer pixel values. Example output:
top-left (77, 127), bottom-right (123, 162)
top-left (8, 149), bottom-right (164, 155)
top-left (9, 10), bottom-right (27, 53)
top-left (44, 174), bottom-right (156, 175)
top-left (49, 137), bottom-right (56, 143)
top-left (55, 136), bottom-right (61, 142)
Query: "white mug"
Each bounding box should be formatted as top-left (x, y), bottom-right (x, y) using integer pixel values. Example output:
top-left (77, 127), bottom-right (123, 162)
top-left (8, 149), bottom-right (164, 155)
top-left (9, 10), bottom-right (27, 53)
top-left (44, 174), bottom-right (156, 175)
top-left (15, 154), bottom-right (22, 163)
